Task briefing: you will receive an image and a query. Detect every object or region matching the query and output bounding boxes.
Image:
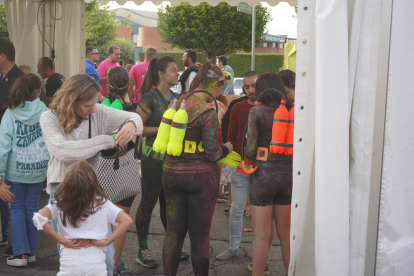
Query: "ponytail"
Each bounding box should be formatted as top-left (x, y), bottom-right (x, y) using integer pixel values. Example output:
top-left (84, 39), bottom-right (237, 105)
top-left (3, 73), bottom-right (41, 109)
top-left (141, 58), bottom-right (158, 94)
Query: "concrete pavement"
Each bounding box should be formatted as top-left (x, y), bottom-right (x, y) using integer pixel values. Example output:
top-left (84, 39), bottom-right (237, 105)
top-left (0, 192), bottom-right (286, 275)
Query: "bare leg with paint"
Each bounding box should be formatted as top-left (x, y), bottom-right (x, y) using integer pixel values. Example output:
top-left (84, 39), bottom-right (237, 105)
top-left (251, 205), bottom-right (273, 276)
top-left (273, 204), bottom-right (291, 273)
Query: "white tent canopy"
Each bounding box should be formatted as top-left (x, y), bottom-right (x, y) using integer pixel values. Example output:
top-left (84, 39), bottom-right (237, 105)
top-left (3, 1), bottom-right (414, 276)
top-left (92, 0), bottom-right (297, 6)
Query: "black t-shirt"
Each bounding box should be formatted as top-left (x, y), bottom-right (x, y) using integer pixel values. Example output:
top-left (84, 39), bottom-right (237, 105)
top-left (40, 87), bottom-right (46, 104)
top-left (138, 88), bottom-right (176, 147)
top-left (45, 73), bottom-right (66, 97)
top-left (0, 65), bottom-right (24, 123)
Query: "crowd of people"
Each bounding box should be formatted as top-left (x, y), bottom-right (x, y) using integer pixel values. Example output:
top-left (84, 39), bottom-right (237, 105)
top-left (0, 37), bottom-right (296, 276)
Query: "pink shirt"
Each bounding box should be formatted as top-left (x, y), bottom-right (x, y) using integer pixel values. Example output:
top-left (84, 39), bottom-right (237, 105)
top-left (129, 62), bottom-right (149, 103)
top-left (97, 60), bottom-right (119, 97)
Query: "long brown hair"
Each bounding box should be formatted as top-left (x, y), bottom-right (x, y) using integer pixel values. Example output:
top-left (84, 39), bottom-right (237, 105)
top-left (3, 73), bottom-right (41, 109)
top-left (108, 67), bottom-right (129, 102)
top-left (188, 61), bottom-right (223, 93)
top-left (53, 161), bottom-right (107, 228)
top-left (141, 56), bottom-right (176, 94)
top-left (255, 72), bottom-right (292, 108)
top-left (49, 74), bottom-right (100, 133)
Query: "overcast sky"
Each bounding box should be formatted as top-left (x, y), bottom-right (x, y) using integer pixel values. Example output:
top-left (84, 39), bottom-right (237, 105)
top-left (107, 1), bottom-right (297, 38)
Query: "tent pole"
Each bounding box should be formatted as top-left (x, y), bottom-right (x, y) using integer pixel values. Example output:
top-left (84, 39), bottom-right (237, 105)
top-left (251, 6), bottom-right (256, 71)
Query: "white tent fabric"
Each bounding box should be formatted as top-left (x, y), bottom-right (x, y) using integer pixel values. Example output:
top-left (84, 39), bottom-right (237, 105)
top-left (92, 0), bottom-right (297, 7)
top-left (4, 0), bottom-right (39, 73)
top-left (376, 1), bottom-right (414, 275)
top-left (4, 0), bottom-right (85, 79)
top-left (290, 0), bottom-right (383, 275)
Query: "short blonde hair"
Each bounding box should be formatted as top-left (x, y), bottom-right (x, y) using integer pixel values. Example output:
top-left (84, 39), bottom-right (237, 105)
top-left (49, 74), bottom-right (100, 133)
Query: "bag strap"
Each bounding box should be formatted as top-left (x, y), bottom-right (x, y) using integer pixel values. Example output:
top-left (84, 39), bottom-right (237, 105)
top-left (114, 120), bottom-right (140, 170)
top-left (88, 114), bottom-right (91, 139)
top-left (134, 90), bottom-right (141, 102)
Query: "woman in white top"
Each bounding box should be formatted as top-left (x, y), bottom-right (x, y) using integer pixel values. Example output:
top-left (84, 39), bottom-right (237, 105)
top-left (34, 161), bottom-right (133, 276)
top-left (39, 74), bottom-right (143, 275)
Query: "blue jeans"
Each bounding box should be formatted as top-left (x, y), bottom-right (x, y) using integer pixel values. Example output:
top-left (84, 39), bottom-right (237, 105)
top-left (0, 196), bottom-right (9, 241)
top-left (7, 179), bottom-right (43, 255)
top-left (229, 167), bottom-right (250, 250)
top-left (49, 183), bottom-right (115, 276)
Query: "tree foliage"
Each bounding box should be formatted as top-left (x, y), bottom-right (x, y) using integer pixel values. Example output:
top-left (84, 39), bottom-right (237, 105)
top-left (0, 5), bottom-right (9, 40)
top-left (157, 2), bottom-right (271, 62)
top-left (85, 1), bottom-right (124, 49)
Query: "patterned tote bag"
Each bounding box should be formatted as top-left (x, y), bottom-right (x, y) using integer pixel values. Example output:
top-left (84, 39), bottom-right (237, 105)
top-left (87, 117), bottom-right (141, 203)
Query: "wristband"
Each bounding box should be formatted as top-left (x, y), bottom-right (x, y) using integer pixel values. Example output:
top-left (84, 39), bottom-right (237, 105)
top-left (110, 234), bottom-right (116, 241)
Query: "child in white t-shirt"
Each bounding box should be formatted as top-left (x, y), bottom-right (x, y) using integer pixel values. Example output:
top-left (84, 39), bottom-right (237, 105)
top-left (33, 161), bottom-right (133, 276)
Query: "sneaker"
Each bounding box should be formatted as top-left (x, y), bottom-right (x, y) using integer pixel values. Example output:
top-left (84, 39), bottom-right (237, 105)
top-left (136, 249), bottom-right (158, 268)
top-left (247, 262), bottom-right (269, 274)
top-left (7, 254), bottom-right (27, 266)
top-left (216, 248), bottom-right (238, 260)
top-left (116, 263), bottom-right (128, 275)
top-left (26, 254), bottom-right (36, 263)
top-left (180, 250), bottom-right (190, 260)
top-left (3, 245), bottom-right (13, 257)
top-left (0, 239), bottom-right (8, 246)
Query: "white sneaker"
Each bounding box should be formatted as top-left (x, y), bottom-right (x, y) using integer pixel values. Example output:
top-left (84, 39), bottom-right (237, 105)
top-left (26, 254), bottom-right (36, 263)
top-left (7, 254), bottom-right (28, 266)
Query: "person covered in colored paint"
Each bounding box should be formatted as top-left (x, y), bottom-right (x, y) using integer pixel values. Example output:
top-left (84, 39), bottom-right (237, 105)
top-left (162, 62), bottom-right (233, 276)
top-left (134, 56), bottom-right (186, 268)
top-left (244, 72), bottom-right (293, 275)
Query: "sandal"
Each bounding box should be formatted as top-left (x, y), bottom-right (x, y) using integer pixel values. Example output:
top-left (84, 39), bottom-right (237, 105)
top-left (217, 194), bottom-right (228, 203)
top-left (224, 207), bottom-right (230, 215)
top-left (244, 209), bottom-right (251, 218)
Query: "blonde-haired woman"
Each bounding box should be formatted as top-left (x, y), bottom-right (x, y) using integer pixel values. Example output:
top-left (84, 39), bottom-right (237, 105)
top-left (39, 74), bottom-right (143, 276)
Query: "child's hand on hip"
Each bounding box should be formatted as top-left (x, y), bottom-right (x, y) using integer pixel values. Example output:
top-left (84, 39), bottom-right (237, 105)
top-left (61, 239), bottom-right (82, 249)
top-left (91, 239), bottom-right (110, 247)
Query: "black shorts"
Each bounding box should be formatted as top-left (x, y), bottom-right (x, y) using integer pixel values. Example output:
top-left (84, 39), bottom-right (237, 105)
top-left (115, 195), bottom-right (136, 208)
top-left (249, 159), bottom-right (292, 206)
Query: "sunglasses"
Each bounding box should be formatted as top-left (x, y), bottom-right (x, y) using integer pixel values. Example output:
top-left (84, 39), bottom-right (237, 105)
top-left (91, 52), bottom-right (100, 55)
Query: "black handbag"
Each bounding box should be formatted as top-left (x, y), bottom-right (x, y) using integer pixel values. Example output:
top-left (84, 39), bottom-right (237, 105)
top-left (87, 116), bottom-right (141, 203)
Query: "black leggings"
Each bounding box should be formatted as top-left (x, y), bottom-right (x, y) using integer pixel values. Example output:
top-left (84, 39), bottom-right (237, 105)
top-left (135, 158), bottom-right (167, 250)
top-left (162, 168), bottom-right (218, 276)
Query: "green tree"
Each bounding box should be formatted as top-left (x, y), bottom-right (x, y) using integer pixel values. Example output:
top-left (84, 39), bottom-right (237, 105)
top-left (0, 5), bottom-right (9, 39)
top-left (157, 2), bottom-right (271, 62)
top-left (85, 1), bottom-right (124, 50)
top-left (292, 6), bottom-right (298, 19)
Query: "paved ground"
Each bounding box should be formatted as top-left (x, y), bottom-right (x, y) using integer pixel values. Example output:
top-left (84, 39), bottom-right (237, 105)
top-left (0, 188), bottom-right (285, 276)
